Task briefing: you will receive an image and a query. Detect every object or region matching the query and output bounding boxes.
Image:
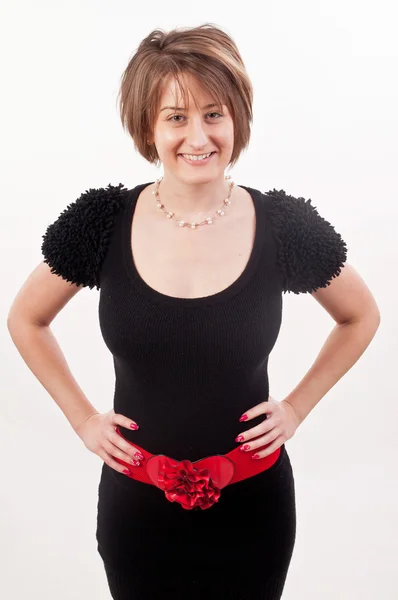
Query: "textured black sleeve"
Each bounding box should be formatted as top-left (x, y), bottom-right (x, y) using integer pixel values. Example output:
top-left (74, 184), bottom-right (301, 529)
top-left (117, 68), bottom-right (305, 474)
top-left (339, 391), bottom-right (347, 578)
top-left (264, 188), bottom-right (348, 294)
top-left (41, 183), bottom-right (128, 290)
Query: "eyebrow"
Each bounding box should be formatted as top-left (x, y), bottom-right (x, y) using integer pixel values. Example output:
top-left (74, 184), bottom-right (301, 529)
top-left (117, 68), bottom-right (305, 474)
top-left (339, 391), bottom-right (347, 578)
top-left (160, 103), bottom-right (219, 112)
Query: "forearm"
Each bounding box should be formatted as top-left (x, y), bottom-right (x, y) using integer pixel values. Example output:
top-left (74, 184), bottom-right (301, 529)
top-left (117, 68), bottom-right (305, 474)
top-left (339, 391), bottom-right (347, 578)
top-left (7, 319), bottom-right (99, 434)
top-left (283, 315), bottom-right (380, 425)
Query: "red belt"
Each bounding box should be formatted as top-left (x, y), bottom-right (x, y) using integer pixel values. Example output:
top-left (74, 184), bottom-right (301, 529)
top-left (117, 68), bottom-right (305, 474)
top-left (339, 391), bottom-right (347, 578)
top-left (114, 426), bottom-right (282, 511)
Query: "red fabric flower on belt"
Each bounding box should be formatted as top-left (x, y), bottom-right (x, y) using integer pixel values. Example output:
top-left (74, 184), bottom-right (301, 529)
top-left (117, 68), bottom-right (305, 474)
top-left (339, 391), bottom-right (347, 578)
top-left (145, 455), bottom-right (235, 510)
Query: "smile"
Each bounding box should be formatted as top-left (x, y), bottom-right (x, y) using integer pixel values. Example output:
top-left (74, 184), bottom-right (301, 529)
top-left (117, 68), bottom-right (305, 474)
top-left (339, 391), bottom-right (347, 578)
top-left (178, 151), bottom-right (216, 165)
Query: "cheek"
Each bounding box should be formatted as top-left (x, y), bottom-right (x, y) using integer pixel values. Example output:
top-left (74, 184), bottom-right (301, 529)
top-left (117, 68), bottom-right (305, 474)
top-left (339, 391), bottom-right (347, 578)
top-left (218, 124), bottom-right (234, 146)
top-left (154, 126), bottom-right (178, 147)
top-left (159, 134), bottom-right (177, 148)
top-left (219, 134), bottom-right (235, 150)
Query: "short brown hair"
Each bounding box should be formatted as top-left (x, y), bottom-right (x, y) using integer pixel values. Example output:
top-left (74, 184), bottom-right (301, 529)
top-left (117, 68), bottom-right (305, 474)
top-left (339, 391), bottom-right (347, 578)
top-left (117, 23), bottom-right (254, 169)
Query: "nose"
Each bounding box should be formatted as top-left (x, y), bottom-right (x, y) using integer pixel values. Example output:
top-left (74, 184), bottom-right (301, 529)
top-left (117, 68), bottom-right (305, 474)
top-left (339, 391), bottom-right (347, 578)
top-left (184, 115), bottom-right (209, 151)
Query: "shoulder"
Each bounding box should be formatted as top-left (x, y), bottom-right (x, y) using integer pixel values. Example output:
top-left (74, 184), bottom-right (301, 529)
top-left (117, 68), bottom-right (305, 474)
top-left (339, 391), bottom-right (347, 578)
top-left (262, 188), bottom-right (348, 294)
top-left (41, 183), bottom-right (129, 290)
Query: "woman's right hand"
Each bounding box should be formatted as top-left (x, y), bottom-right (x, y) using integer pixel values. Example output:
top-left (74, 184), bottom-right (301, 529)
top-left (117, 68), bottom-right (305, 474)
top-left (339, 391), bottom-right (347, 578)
top-left (75, 408), bottom-right (144, 475)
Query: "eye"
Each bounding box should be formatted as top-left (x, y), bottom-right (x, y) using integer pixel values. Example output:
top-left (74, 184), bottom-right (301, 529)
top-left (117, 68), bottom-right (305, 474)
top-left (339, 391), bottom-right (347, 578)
top-left (168, 114), bottom-right (184, 123)
top-left (167, 112), bottom-right (223, 123)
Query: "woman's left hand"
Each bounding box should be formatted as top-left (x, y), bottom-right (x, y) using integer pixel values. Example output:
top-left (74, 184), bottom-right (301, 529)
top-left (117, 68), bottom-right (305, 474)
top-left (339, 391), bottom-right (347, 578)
top-left (235, 396), bottom-right (301, 459)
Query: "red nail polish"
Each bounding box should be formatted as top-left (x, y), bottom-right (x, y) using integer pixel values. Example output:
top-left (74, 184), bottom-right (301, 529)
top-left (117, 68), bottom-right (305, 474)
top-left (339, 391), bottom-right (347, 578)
top-left (123, 468), bottom-right (131, 475)
top-left (235, 435), bottom-right (244, 442)
top-left (239, 414), bottom-right (248, 422)
top-left (130, 423), bottom-right (139, 430)
top-left (252, 454), bottom-right (260, 460)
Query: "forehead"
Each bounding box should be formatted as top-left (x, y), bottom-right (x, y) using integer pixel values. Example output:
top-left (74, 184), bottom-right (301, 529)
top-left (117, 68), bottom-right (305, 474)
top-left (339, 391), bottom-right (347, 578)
top-left (159, 73), bottom-right (219, 107)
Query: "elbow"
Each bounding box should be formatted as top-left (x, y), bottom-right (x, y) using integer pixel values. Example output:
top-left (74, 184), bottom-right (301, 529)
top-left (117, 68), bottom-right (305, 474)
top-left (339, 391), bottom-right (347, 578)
top-left (343, 310), bottom-right (381, 328)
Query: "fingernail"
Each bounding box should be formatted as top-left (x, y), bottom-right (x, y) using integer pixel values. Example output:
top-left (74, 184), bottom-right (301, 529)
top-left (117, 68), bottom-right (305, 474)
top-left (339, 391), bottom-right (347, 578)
top-left (240, 444), bottom-right (251, 451)
top-left (252, 454), bottom-right (260, 460)
top-left (239, 414), bottom-right (248, 422)
top-left (134, 452), bottom-right (144, 460)
top-left (123, 468), bottom-right (132, 475)
top-left (235, 435), bottom-right (244, 442)
top-left (130, 423), bottom-right (139, 430)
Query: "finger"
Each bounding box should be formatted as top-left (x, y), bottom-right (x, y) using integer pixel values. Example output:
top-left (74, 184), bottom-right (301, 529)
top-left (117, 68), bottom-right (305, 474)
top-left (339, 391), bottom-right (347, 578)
top-left (112, 411), bottom-right (139, 431)
top-left (104, 439), bottom-right (142, 467)
top-left (109, 429), bottom-right (144, 461)
top-left (99, 449), bottom-right (134, 475)
top-left (239, 428), bottom-right (280, 452)
top-left (104, 435), bottom-right (144, 466)
top-left (251, 436), bottom-right (284, 459)
top-left (239, 400), bottom-right (272, 422)
top-left (236, 416), bottom-right (275, 443)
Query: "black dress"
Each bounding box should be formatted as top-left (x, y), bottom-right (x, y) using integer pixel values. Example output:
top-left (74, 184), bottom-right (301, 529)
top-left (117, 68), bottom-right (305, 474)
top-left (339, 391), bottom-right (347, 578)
top-left (41, 182), bottom-right (348, 599)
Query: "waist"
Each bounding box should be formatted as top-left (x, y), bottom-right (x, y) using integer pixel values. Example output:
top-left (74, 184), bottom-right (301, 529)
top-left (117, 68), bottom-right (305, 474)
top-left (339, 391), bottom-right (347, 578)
top-left (113, 425), bottom-right (284, 511)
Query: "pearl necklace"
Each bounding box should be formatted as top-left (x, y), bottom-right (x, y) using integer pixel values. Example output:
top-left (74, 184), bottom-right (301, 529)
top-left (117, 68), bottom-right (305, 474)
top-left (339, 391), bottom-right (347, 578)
top-left (152, 174), bottom-right (236, 229)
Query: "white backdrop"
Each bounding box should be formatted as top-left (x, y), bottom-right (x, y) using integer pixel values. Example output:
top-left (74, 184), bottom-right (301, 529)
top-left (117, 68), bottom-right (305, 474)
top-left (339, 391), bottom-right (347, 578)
top-left (1, 0), bottom-right (397, 598)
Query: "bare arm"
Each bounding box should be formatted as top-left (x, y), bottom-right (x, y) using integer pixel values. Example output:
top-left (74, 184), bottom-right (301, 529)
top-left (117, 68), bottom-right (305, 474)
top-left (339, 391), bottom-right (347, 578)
top-left (283, 263), bottom-right (381, 424)
top-left (7, 261), bottom-right (99, 435)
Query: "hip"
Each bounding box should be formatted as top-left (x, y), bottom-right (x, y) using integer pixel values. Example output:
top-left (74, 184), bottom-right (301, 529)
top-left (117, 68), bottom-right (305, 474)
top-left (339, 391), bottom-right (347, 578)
top-left (96, 443), bottom-right (295, 528)
top-left (96, 445), bottom-right (296, 570)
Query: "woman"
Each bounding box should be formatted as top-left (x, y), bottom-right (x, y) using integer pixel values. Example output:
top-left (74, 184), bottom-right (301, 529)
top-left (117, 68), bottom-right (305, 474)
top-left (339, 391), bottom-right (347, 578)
top-left (8, 23), bottom-right (380, 599)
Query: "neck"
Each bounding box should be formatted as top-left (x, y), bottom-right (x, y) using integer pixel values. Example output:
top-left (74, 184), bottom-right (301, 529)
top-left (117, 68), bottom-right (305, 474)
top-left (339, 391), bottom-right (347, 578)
top-left (156, 174), bottom-right (232, 220)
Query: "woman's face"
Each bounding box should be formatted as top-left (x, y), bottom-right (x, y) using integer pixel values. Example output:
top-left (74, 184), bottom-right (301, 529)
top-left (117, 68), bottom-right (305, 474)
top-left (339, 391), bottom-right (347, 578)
top-left (150, 73), bottom-right (235, 183)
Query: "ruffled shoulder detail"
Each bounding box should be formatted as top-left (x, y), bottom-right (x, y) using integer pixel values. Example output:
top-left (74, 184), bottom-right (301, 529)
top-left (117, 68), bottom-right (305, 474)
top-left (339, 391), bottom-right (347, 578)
top-left (41, 183), bottom-right (128, 290)
top-left (264, 188), bottom-right (348, 294)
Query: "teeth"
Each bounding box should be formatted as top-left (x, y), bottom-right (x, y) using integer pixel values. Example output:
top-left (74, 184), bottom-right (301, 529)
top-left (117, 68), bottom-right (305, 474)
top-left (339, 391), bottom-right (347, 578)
top-left (181, 152), bottom-right (213, 161)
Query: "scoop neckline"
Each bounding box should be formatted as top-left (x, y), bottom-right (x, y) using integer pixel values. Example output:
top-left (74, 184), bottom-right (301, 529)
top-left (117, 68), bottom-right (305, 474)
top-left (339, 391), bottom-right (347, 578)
top-left (121, 181), bottom-right (266, 307)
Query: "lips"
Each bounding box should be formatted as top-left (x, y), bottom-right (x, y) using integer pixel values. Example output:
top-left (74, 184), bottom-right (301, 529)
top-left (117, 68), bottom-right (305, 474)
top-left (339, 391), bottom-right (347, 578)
top-left (178, 151), bottom-right (217, 165)
top-left (178, 152), bottom-right (216, 157)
